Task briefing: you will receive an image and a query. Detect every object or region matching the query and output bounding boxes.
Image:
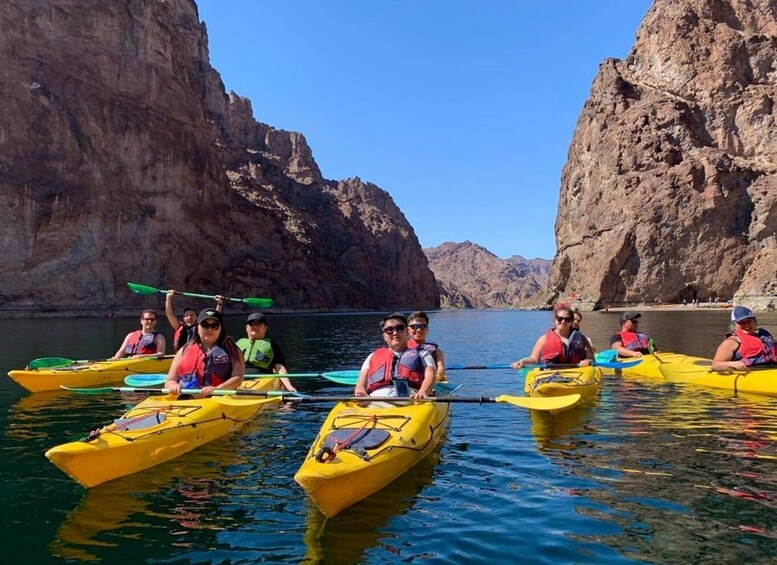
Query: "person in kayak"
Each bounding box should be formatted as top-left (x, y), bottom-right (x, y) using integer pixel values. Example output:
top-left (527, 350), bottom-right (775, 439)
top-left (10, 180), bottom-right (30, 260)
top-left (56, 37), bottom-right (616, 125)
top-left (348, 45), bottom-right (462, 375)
top-left (354, 312), bottom-right (436, 399)
top-left (112, 309), bottom-right (166, 359)
top-left (164, 309), bottom-right (244, 397)
top-left (407, 310), bottom-right (446, 381)
top-left (610, 311), bottom-right (653, 358)
top-left (165, 289), bottom-right (224, 351)
top-left (712, 306), bottom-right (777, 371)
top-left (235, 312), bottom-right (296, 392)
top-left (572, 309), bottom-right (596, 352)
top-left (511, 303), bottom-right (594, 369)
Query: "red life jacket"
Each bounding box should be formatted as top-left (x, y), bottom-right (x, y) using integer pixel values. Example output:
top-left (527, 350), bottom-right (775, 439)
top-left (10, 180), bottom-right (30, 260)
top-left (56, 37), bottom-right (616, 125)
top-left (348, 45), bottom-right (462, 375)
top-left (541, 329), bottom-right (588, 365)
top-left (733, 328), bottom-right (777, 366)
top-left (177, 343), bottom-right (233, 388)
top-left (366, 348), bottom-right (427, 394)
top-left (407, 339), bottom-right (439, 364)
top-left (124, 330), bottom-right (159, 356)
top-left (173, 324), bottom-right (196, 351)
top-left (618, 331), bottom-right (651, 353)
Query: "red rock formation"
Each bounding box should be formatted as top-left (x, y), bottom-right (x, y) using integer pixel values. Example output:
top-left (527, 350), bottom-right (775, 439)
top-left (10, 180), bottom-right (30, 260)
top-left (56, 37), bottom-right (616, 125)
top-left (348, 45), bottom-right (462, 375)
top-left (424, 242), bottom-right (550, 308)
top-left (544, 0), bottom-right (776, 310)
top-left (0, 0), bottom-right (438, 315)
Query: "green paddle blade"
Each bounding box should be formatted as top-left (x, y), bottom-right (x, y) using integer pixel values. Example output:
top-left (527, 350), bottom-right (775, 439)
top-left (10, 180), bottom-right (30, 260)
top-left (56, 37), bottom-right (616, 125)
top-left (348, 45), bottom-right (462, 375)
top-left (127, 282), bottom-right (160, 296)
top-left (27, 357), bottom-right (79, 369)
top-left (242, 297), bottom-right (275, 308)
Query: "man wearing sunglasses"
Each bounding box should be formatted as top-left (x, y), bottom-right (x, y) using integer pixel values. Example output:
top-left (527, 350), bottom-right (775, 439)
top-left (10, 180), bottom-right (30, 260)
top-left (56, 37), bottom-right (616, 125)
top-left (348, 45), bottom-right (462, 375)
top-left (112, 309), bottom-right (167, 359)
top-left (235, 312), bottom-right (296, 392)
top-left (712, 306), bottom-right (777, 371)
top-left (354, 313), bottom-right (436, 399)
top-left (406, 310), bottom-right (447, 381)
top-left (610, 311), bottom-right (653, 358)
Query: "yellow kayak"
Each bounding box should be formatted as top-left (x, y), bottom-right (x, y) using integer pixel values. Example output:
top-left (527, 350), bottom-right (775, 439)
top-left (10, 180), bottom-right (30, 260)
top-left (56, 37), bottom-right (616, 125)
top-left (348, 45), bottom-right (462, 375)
top-left (8, 357), bottom-right (174, 393)
top-left (658, 363), bottom-right (777, 397)
top-left (294, 398), bottom-right (450, 518)
top-left (45, 377), bottom-right (281, 487)
top-left (611, 352), bottom-right (710, 380)
top-left (524, 366), bottom-right (601, 412)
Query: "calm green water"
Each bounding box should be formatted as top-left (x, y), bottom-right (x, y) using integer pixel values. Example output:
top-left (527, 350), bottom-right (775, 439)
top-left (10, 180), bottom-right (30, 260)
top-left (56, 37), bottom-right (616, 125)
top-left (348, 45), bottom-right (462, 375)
top-left (2, 309), bottom-right (777, 563)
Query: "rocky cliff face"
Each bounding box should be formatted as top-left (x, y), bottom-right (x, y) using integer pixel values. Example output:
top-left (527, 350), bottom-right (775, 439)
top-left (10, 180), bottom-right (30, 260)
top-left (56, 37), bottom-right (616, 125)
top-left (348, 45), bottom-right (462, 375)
top-left (424, 242), bottom-right (550, 308)
top-left (0, 0), bottom-right (438, 314)
top-left (544, 0), bottom-right (777, 310)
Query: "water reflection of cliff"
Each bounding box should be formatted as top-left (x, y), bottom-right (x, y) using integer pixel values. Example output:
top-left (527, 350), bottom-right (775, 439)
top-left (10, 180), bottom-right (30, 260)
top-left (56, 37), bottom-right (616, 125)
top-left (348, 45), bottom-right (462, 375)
top-left (529, 383), bottom-right (777, 562)
top-left (302, 447), bottom-right (443, 565)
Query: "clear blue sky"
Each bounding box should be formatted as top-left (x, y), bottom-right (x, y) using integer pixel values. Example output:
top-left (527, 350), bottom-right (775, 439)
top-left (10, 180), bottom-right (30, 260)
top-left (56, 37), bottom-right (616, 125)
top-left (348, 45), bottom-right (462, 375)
top-left (196, 1), bottom-right (653, 260)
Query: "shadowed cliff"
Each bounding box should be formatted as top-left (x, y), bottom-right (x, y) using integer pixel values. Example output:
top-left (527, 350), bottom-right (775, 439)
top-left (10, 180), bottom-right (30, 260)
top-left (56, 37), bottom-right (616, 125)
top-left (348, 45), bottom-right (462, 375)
top-left (0, 0), bottom-right (439, 314)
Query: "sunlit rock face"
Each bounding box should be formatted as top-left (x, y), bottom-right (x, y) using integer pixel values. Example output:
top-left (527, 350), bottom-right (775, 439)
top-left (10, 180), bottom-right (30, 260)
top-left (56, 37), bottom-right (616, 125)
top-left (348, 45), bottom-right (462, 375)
top-left (544, 0), bottom-right (776, 310)
top-left (0, 0), bottom-right (438, 314)
top-left (424, 241), bottom-right (550, 309)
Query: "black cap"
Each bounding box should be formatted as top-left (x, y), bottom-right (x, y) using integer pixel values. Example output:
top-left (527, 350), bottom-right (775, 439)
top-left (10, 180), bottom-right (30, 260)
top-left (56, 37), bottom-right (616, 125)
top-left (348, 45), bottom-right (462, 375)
top-left (381, 312), bottom-right (407, 327)
top-left (197, 309), bottom-right (223, 324)
top-left (247, 312), bottom-right (268, 324)
top-left (620, 311), bottom-right (641, 323)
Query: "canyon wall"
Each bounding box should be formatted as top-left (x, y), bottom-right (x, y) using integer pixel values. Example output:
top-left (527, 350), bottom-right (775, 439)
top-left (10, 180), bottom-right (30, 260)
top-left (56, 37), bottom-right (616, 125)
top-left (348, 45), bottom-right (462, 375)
top-left (0, 0), bottom-right (439, 315)
top-left (544, 0), bottom-right (776, 310)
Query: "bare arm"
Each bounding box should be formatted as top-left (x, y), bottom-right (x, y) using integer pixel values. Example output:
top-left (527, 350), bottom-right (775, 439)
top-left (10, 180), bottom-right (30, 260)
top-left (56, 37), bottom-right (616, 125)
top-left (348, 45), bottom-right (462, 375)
top-left (164, 349), bottom-right (185, 395)
top-left (435, 348), bottom-right (446, 380)
top-left (512, 335), bottom-right (545, 369)
top-left (165, 290), bottom-right (181, 330)
top-left (712, 337), bottom-right (747, 371)
top-left (579, 341), bottom-right (595, 367)
top-left (273, 363), bottom-right (296, 392)
top-left (112, 334), bottom-right (131, 360)
top-left (412, 366), bottom-right (436, 399)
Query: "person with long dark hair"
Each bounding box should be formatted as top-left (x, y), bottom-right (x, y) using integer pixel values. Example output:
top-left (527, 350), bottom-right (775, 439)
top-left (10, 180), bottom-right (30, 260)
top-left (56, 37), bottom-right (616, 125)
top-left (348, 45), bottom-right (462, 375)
top-left (164, 308), bottom-right (244, 397)
top-left (511, 303), bottom-right (594, 369)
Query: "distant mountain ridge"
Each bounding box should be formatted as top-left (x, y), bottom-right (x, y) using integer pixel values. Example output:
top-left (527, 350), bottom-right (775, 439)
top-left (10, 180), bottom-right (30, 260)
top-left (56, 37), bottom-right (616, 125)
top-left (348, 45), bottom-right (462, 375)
top-left (423, 241), bottom-right (551, 309)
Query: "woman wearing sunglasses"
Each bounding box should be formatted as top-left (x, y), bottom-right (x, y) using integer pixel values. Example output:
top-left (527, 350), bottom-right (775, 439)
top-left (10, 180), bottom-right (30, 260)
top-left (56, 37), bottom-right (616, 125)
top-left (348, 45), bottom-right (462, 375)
top-left (354, 313), bottom-right (437, 399)
top-left (511, 303), bottom-right (594, 369)
top-left (712, 306), bottom-right (777, 371)
top-left (164, 309), bottom-right (244, 397)
top-left (112, 309), bottom-right (167, 359)
top-left (406, 311), bottom-right (447, 381)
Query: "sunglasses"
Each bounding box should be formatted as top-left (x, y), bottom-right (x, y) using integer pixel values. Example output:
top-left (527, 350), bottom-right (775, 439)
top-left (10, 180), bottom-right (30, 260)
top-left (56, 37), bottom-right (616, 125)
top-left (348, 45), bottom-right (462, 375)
top-left (142, 317), bottom-right (157, 322)
top-left (408, 323), bottom-right (428, 330)
top-left (200, 321), bottom-right (221, 330)
top-left (555, 316), bottom-right (573, 323)
top-left (382, 324), bottom-right (406, 334)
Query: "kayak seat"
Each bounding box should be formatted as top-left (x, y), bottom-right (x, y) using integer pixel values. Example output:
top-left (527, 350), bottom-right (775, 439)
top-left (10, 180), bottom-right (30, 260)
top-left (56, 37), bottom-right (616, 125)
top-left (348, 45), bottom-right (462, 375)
top-left (323, 428), bottom-right (390, 451)
top-left (114, 412), bottom-right (167, 431)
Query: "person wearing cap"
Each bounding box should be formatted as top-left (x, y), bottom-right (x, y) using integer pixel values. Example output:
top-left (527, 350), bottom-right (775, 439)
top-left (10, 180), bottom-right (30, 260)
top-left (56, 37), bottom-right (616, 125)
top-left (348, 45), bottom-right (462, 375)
top-left (235, 313), bottom-right (296, 392)
top-left (354, 313), bottom-right (437, 399)
top-left (112, 309), bottom-right (166, 359)
top-left (165, 290), bottom-right (224, 352)
top-left (511, 303), bottom-right (594, 369)
top-left (610, 311), bottom-right (653, 358)
top-left (406, 311), bottom-right (447, 381)
top-left (712, 306), bottom-right (777, 370)
top-left (164, 309), bottom-right (244, 396)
